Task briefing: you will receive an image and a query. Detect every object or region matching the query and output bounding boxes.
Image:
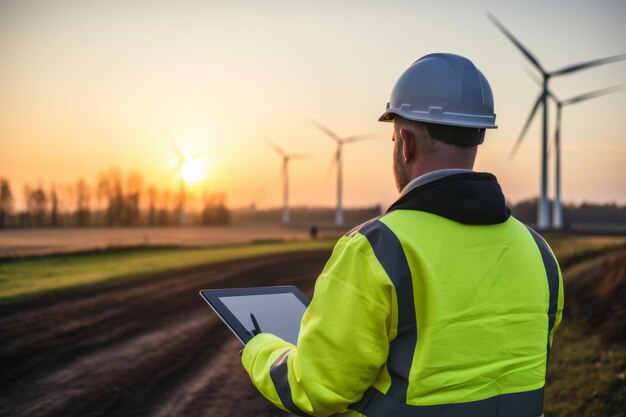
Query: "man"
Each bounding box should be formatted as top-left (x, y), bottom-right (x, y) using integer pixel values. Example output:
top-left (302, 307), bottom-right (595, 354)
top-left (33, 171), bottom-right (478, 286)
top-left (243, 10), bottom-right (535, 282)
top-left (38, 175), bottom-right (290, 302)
top-left (242, 53), bottom-right (564, 417)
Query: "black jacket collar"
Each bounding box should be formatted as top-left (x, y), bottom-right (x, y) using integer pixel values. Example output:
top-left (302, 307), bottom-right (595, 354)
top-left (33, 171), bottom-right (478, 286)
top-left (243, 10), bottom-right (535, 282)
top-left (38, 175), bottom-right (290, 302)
top-left (387, 172), bottom-right (511, 225)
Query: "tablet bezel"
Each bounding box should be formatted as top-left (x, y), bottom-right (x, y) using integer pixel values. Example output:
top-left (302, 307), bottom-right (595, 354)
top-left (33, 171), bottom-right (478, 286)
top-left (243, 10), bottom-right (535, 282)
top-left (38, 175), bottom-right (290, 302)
top-left (199, 285), bottom-right (310, 345)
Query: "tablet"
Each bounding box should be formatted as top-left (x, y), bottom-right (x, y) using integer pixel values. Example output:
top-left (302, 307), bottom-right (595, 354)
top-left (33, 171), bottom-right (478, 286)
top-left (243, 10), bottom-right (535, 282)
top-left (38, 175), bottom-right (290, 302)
top-left (199, 285), bottom-right (310, 345)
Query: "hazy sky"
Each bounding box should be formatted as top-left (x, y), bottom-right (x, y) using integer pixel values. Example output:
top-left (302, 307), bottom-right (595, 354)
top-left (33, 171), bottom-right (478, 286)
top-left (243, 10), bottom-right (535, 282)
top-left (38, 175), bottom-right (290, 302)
top-left (1, 0), bottom-right (625, 210)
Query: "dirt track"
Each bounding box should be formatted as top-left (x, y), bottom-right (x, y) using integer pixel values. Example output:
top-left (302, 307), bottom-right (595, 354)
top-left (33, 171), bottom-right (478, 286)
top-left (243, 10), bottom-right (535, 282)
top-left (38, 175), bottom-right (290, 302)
top-left (0, 250), bottom-right (331, 417)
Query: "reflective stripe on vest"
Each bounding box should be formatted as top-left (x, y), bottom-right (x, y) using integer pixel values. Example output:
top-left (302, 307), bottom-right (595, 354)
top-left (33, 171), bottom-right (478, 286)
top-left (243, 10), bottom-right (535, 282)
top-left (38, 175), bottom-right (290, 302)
top-left (525, 226), bottom-right (560, 363)
top-left (349, 220), bottom-right (558, 417)
top-left (270, 348), bottom-right (310, 416)
top-left (353, 386), bottom-right (544, 417)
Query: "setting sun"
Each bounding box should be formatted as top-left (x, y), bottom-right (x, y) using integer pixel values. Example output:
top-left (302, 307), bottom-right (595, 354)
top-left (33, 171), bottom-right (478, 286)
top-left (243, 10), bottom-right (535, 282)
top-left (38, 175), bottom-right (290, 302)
top-left (180, 160), bottom-right (207, 184)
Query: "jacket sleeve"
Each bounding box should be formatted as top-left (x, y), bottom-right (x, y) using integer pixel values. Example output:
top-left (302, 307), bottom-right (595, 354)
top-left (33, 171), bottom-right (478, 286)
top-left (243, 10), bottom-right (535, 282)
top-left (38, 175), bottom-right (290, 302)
top-left (241, 234), bottom-right (393, 416)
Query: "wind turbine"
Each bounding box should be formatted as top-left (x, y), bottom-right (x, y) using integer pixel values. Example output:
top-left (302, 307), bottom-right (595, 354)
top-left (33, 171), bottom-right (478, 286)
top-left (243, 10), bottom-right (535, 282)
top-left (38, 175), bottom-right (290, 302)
top-left (517, 71), bottom-right (622, 229)
top-left (488, 12), bottom-right (626, 229)
top-left (168, 134), bottom-right (209, 226)
top-left (552, 86), bottom-right (623, 228)
top-left (312, 120), bottom-right (371, 227)
top-left (268, 140), bottom-right (307, 225)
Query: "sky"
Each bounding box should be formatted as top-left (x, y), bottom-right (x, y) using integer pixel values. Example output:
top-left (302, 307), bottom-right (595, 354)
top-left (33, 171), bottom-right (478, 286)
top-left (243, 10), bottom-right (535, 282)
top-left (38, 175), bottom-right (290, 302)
top-left (1, 0), bottom-right (625, 211)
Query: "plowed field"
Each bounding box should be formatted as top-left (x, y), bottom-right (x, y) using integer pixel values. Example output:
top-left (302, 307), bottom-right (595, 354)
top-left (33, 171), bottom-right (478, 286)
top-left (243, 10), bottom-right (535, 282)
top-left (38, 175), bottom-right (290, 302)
top-left (0, 250), bottom-right (330, 417)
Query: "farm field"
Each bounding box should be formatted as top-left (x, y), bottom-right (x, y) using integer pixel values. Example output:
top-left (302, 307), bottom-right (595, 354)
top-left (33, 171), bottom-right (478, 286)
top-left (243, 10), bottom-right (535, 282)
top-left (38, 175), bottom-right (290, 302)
top-left (0, 250), bottom-right (329, 417)
top-left (0, 233), bottom-right (624, 417)
top-left (0, 239), bottom-right (335, 300)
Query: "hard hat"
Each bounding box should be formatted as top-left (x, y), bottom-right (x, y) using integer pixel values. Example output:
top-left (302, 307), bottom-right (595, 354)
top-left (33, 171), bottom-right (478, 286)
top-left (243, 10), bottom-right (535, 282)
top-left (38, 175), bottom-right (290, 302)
top-left (379, 53), bottom-right (497, 144)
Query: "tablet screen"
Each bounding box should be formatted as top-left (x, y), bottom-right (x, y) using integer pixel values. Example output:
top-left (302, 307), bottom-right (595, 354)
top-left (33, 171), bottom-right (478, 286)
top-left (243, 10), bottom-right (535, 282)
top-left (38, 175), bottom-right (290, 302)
top-left (199, 286), bottom-right (310, 345)
top-left (219, 293), bottom-right (307, 345)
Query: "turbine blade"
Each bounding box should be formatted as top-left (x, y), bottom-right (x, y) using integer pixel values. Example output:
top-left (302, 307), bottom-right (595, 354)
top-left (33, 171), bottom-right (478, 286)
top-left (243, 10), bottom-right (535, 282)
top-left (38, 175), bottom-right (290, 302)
top-left (288, 153), bottom-right (309, 160)
top-left (343, 134), bottom-right (375, 144)
top-left (510, 93), bottom-right (543, 159)
top-left (168, 132), bottom-right (183, 159)
top-left (266, 138), bottom-right (287, 157)
top-left (551, 54), bottom-right (626, 77)
top-left (487, 13), bottom-right (545, 74)
top-left (561, 85), bottom-right (624, 106)
top-left (524, 66), bottom-right (543, 88)
top-left (311, 119), bottom-right (341, 142)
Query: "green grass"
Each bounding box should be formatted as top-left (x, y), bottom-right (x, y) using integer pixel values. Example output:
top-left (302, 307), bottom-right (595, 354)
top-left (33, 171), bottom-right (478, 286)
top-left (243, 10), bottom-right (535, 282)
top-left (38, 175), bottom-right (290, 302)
top-left (0, 239), bottom-right (335, 300)
top-left (541, 233), bottom-right (626, 261)
top-left (545, 318), bottom-right (625, 417)
top-left (544, 247), bottom-right (626, 416)
top-left (570, 222), bottom-right (626, 233)
top-left (1, 232), bottom-right (622, 302)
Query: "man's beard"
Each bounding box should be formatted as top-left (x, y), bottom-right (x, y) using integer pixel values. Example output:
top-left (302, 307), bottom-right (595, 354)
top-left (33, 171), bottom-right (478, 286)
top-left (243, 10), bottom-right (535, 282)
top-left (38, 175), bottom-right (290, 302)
top-left (393, 140), bottom-right (412, 193)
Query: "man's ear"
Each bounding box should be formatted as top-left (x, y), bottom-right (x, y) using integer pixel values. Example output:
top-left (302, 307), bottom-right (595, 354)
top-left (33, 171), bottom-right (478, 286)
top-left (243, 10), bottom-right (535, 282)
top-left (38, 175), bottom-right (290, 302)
top-left (400, 128), bottom-right (415, 163)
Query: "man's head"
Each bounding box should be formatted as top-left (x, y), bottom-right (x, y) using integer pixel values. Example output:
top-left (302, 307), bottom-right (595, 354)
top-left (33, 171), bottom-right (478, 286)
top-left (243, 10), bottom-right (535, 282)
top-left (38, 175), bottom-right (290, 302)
top-left (392, 116), bottom-right (478, 192)
top-left (380, 53), bottom-right (497, 192)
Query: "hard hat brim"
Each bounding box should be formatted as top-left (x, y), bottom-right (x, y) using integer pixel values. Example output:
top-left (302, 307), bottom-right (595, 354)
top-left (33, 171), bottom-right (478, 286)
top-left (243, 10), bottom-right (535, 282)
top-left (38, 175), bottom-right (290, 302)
top-left (378, 109), bottom-right (497, 129)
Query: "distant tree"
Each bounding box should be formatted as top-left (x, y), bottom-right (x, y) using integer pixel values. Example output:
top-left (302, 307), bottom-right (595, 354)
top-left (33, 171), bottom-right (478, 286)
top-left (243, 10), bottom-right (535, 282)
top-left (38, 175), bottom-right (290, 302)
top-left (75, 178), bottom-right (91, 227)
top-left (26, 185), bottom-right (47, 227)
top-left (98, 168), bottom-right (124, 226)
top-left (0, 178), bottom-right (13, 228)
top-left (50, 185), bottom-right (59, 227)
top-left (201, 192), bottom-right (231, 226)
top-left (125, 171), bottom-right (143, 226)
top-left (147, 185), bottom-right (158, 226)
top-left (158, 189), bottom-right (173, 226)
top-left (510, 198), bottom-right (538, 224)
top-left (510, 198), bottom-right (626, 228)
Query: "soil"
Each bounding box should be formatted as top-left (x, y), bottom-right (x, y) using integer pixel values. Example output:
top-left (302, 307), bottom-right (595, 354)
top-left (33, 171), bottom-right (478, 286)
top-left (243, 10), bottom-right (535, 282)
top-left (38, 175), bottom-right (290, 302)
top-left (0, 250), bottom-right (331, 417)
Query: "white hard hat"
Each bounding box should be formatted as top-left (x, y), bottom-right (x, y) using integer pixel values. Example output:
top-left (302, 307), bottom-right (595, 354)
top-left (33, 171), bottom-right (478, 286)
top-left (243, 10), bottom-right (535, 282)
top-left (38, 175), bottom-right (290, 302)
top-left (380, 53), bottom-right (497, 133)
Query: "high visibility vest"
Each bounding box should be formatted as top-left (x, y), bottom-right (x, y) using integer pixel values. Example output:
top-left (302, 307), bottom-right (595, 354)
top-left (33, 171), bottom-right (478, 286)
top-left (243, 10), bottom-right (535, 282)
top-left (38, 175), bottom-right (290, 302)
top-left (242, 172), bottom-right (564, 417)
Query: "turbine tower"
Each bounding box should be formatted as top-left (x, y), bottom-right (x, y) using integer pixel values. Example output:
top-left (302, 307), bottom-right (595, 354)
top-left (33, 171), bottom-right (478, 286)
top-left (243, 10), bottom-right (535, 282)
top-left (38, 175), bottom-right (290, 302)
top-left (488, 12), bottom-right (626, 229)
top-left (168, 135), bottom-right (208, 226)
top-left (312, 120), bottom-right (371, 227)
top-left (268, 140), bottom-right (307, 225)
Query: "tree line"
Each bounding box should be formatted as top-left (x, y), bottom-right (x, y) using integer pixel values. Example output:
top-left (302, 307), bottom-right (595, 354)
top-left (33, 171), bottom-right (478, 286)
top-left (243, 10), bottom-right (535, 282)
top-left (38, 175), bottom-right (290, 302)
top-left (510, 198), bottom-right (626, 228)
top-left (0, 169), bottom-right (230, 228)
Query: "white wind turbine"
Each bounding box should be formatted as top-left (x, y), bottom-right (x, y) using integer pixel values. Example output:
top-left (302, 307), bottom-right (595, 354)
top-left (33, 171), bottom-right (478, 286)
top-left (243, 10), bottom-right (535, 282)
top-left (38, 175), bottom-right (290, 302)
top-left (551, 86), bottom-right (623, 228)
top-left (268, 140), bottom-right (307, 225)
top-left (312, 120), bottom-right (372, 227)
top-left (488, 12), bottom-right (626, 229)
top-left (521, 72), bottom-right (623, 229)
top-left (168, 135), bottom-right (208, 226)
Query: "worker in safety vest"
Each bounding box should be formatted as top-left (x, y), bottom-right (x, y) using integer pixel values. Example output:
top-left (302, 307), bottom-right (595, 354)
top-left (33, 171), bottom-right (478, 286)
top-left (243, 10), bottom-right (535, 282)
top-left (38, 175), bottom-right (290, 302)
top-left (242, 53), bottom-right (564, 417)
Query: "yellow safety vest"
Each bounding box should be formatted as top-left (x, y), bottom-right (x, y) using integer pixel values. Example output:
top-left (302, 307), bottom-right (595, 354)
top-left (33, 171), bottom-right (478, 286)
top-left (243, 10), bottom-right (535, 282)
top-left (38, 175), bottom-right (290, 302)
top-left (242, 172), bottom-right (564, 417)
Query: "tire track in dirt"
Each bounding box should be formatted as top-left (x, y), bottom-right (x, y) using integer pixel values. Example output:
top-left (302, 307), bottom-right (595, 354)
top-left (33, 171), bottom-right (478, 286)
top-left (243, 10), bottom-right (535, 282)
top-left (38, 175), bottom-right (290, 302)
top-left (0, 249), bottom-right (330, 417)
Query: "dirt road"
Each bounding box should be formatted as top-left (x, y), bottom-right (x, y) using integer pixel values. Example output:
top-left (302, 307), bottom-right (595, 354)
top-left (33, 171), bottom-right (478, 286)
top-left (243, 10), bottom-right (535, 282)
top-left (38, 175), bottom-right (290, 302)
top-left (0, 250), bottom-right (332, 417)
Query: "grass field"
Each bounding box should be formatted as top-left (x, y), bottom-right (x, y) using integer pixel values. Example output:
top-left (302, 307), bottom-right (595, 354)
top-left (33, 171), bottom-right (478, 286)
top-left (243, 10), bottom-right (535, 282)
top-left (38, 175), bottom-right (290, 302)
top-left (545, 248), bottom-right (626, 416)
top-left (0, 239), bottom-right (335, 300)
top-left (1, 232), bottom-right (624, 302)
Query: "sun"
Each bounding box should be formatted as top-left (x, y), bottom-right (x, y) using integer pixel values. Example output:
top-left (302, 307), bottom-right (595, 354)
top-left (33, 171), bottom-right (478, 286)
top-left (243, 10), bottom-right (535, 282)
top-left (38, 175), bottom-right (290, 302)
top-left (180, 159), bottom-right (207, 184)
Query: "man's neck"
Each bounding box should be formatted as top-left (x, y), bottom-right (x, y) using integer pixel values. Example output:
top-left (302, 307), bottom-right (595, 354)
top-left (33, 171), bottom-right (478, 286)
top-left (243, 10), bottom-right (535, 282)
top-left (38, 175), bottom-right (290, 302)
top-left (400, 166), bottom-right (475, 197)
top-left (408, 161), bottom-right (474, 183)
